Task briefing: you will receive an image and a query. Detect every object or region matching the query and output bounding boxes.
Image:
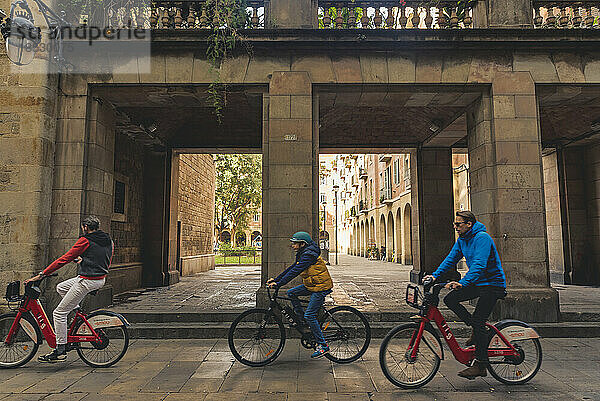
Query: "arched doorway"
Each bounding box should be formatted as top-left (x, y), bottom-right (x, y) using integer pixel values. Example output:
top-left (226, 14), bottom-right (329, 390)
top-left (220, 230), bottom-right (231, 243)
top-left (379, 214), bottom-right (386, 259)
top-left (236, 232), bottom-right (247, 247)
top-left (403, 204), bottom-right (412, 264)
top-left (395, 208), bottom-right (403, 263)
top-left (387, 211), bottom-right (395, 262)
top-left (251, 231), bottom-right (262, 248)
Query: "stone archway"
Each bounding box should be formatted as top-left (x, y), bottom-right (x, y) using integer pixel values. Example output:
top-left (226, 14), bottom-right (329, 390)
top-left (403, 204), bottom-right (412, 264)
top-left (220, 230), bottom-right (231, 243)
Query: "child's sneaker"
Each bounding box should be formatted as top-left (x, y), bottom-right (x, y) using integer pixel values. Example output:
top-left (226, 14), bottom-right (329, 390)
top-left (311, 344), bottom-right (329, 359)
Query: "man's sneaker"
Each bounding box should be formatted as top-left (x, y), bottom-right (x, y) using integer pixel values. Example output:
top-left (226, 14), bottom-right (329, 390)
top-left (38, 349), bottom-right (67, 363)
top-left (311, 344), bottom-right (330, 359)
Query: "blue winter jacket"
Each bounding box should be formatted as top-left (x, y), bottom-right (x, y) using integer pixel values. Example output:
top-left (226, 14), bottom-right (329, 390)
top-left (275, 240), bottom-right (321, 287)
top-left (432, 222), bottom-right (506, 288)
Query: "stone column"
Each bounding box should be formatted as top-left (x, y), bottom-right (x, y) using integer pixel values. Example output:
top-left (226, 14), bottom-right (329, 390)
top-left (473, 0), bottom-right (533, 28)
top-left (258, 71), bottom-right (316, 305)
top-left (467, 71), bottom-right (559, 322)
top-left (49, 94), bottom-right (116, 309)
top-left (0, 43), bottom-right (58, 298)
top-left (556, 147), bottom-right (590, 285)
top-left (409, 148), bottom-right (455, 283)
top-left (265, 0), bottom-right (318, 28)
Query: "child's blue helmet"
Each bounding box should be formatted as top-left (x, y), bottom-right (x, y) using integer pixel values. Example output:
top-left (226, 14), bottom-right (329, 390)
top-left (290, 231), bottom-right (312, 244)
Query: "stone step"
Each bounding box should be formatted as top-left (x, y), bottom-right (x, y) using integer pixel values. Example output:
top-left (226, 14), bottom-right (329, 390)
top-left (115, 309), bottom-right (600, 324)
top-left (127, 321), bottom-right (600, 339)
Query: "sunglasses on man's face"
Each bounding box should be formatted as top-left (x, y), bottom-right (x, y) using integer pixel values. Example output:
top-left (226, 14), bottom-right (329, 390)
top-left (453, 221), bottom-right (467, 227)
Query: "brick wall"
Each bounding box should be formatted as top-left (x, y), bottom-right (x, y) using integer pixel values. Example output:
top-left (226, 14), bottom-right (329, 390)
top-left (178, 154), bottom-right (215, 258)
top-left (110, 133), bottom-right (145, 264)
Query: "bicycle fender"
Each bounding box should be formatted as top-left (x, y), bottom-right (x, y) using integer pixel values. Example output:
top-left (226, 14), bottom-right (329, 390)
top-left (424, 322), bottom-right (444, 360)
top-left (492, 319), bottom-right (540, 341)
top-left (75, 310), bottom-right (129, 335)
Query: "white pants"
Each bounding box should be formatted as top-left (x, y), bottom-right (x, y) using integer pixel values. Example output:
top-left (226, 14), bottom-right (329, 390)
top-left (54, 277), bottom-right (105, 345)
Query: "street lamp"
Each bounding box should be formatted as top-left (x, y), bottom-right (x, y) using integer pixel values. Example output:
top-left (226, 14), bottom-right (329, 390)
top-left (0, 0), bottom-right (70, 66)
top-left (333, 183), bottom-right (339, 265)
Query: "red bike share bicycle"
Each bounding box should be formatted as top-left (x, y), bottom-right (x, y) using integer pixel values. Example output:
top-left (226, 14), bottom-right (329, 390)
top-left (0, 274), bottom-right (130, 368)
top-left (379, 278), bottom-right (542, 388)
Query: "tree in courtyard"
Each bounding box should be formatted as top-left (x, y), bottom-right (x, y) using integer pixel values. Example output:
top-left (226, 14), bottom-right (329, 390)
top-left (214, 154), bottom-right (261, 247)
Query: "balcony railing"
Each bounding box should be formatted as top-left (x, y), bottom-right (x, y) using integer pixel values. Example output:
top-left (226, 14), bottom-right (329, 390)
top-left (380, 187), bottom-right (393, 203)
top-left (318, 0), bottom-right (475, 30)
top-left (61, 0), bottom-right (265, 29)
top-left (359, 168), bottom-right (368, 180)
top-left (533, 1), bottom-right (600, 28)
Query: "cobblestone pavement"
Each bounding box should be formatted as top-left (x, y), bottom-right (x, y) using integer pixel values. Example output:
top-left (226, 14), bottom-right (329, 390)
top-left (111, 254), bottom-right (600, 314)
top-left (0, 337), bottom-right (598, 400)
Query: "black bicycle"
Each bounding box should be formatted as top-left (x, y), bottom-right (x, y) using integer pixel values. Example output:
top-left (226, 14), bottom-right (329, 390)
top-left (228, 287), bottom-right (371, 367)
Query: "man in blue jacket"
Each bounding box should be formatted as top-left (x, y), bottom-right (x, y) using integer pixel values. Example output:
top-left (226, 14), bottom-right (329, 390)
top-left (424, 211), bottom-right (506, 379)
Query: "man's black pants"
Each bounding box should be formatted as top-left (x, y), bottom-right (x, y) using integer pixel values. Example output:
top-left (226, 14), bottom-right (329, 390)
top-left (443, 285), bottom-right (506, 362)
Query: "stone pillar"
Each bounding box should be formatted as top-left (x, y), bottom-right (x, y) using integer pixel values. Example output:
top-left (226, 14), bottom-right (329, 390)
top-left (542, 151), bottom-right (565, 283)
top-left (265, 0), bottom-right (318, 28)
top-left (409, 148), bottom-right (455, 283)
top-left (166, 151), bottom-right (180, 285)
top-left (258, 71), bottom-right (316, 305)
top-left (467, 72), bottom-right (559, 322)
top-left (0, 42), bottom-right (58, 300)
top-left (473, 0), bottom-right (533, 28)
top-left (557, 147), bottom-right (592, 285)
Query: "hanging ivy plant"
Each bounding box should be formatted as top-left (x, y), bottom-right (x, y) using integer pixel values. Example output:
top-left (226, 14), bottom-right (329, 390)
top-left (203, 0), bottom-right (250, 123)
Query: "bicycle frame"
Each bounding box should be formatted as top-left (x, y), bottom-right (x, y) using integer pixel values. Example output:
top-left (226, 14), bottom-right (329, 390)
top-left (410, 305), bottom-right (520, 365)
top-left (267, 287), bottom-right (341, 338)
top-left (5, 295), bottom-right (102, 349)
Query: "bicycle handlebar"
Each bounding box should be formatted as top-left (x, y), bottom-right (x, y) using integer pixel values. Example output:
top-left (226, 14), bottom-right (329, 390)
top-left (25, 273), bottom-right (58, 288)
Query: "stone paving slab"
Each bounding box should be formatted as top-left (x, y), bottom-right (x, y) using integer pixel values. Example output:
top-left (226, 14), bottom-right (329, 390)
top-left (110, 254), bottom-right (600, 317)
top-left (0, 338), bottom-right (599, 400)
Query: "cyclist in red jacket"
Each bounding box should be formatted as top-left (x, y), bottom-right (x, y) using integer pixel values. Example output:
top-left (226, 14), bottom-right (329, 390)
top-left (25, 216), bottom-right (113, 363)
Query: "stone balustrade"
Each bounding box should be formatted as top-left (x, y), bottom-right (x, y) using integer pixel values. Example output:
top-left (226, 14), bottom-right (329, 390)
top-left (533, 1), bottom-right (600, 28)
top-left (76, 0), bottom-right (265, 29)
top-left (317, 0), bottom-right (475, 29)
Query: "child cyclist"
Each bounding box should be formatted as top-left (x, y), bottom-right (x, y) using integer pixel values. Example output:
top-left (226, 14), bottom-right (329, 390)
top-left (267, 231), bottom-right (333, 358)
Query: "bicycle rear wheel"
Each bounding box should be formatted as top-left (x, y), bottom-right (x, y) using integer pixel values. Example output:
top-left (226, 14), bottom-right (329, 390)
top-left (487, 322), bottom-right (542, 384)
top-left (320, 306), bottom-right (371, 364)
top-left (0, 313), bottom-right (39, 368)
top-left (228, 308), bottom-right (285, 367)
top-left (73, 311), bottom-right (129, 368)
top-left (379, 322), bottom-right (441, 389)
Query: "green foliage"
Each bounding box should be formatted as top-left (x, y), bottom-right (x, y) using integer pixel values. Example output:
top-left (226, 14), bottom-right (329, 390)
top-left (318, 6), bottom-right (365, 28)
top-left (214, 154), bottom-right (262, 246)
top-left (440, 0), bottom-right (477, 22)
top-left (204, 0), bottom-right (250, 122)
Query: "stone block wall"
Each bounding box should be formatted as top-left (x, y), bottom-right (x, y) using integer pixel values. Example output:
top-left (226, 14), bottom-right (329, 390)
top-left (110, 133), bottom-right (145, 265)
top-left (542, 151), bottom-right (564, 279)
top-left (584, 143), bottom-right (600, 284)
top-left (177, 154), bottom-right (215, 274)
top-left (0, 5), bottom-right (58, 294)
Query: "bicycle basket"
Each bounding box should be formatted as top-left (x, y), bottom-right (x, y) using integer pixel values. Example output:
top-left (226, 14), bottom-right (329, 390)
top-left (5, 281), bottom-right (21, 302)
top-left (405, 284), bottom-right (421, 309)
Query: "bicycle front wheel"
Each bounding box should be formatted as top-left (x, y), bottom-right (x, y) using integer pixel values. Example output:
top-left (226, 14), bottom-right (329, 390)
top-left (0, 312), bottom-right (39, 368)
top-left (74, 312), bottom-right (129, 368)
top-left (379, 322), bottom-right (441, 389)
top-left (228, 308), bottom-right (285, 367)
top-left (487, 322), bottom-right (542, 384)
top-left (321, 306), bottom-right (371, 364)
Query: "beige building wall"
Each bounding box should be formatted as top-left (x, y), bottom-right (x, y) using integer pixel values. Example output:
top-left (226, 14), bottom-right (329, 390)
top-left (178, 154), bottom-right (216, 275)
